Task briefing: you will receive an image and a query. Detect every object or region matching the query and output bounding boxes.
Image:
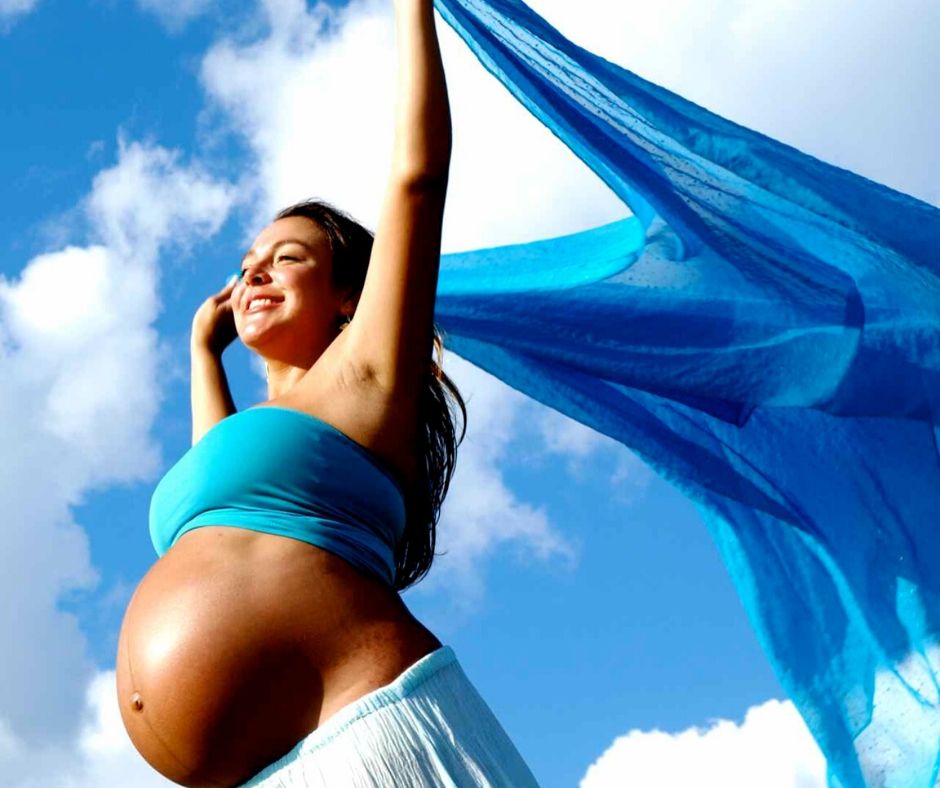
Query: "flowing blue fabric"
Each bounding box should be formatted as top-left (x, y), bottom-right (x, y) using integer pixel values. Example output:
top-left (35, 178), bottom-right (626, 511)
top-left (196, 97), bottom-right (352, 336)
top-left (431, 1), bottom-right (940, 785)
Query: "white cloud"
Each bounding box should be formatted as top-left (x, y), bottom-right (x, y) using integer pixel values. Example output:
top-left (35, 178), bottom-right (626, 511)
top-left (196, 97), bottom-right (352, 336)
top-left (0, 671), bottom-right (173, 787)
top-left (532, 403), bottom-right (652, 498)
top-left (0, 140), bottom-right (234, 752)
top-left (200, 0), bottom-right (938, 254)
top-left (0, 0), bottom-right (38, 27)
top-left (135, 0), bottom-right (212, 32)
top-left (410, 355), bottom-right (577, 608)
top-left (200, 0), bottom-right (628, 248)
top-left (581, 698), bottom-right (827, 788)
top-left (87, 137), bottom-right (235, 260)
top-left (526, 0), bottom-right (939, 207)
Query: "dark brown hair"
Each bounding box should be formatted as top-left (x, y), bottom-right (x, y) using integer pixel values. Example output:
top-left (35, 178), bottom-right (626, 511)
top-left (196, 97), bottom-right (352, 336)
top-left (274, 199), bottom-right (467, 590)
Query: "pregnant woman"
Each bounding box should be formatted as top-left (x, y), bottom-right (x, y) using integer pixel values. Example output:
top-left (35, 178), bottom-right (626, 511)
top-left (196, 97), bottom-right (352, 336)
top-left (115, 1), bottom-right (539, 786)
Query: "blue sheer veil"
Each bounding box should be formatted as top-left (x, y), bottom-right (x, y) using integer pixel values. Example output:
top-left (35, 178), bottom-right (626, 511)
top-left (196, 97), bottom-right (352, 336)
top-left (431, 1), bottom-right (940, 785)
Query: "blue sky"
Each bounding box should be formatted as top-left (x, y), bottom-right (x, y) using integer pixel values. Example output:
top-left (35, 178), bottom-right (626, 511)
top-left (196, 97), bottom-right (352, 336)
top-left (0, 0), bottom-right (936, 785)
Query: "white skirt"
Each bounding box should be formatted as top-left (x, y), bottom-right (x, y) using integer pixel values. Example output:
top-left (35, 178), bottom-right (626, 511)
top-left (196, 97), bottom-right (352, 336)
top-left (239, 646), bottom-right (540, 787)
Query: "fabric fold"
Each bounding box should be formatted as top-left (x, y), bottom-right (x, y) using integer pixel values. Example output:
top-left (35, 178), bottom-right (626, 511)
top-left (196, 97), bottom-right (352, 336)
top-left (432, 1), bottom-right (940, 785)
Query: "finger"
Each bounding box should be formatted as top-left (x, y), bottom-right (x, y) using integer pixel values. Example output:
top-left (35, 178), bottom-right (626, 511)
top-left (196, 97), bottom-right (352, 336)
top-left (221, 273), bottom-right (239, 292)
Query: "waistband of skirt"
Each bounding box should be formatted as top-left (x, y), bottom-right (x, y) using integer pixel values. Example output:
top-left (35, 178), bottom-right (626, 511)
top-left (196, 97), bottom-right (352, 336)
top-left (302, 644), bottom-right (459, 750)
top-left (239, 645), bottom-right (474, 786)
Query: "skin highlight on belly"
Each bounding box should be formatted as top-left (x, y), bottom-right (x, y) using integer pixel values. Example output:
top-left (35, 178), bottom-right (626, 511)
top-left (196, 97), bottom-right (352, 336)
top-left (117, 560), bottom-right (326, 785)
top-left (116, 528), bottom-right (440, 787)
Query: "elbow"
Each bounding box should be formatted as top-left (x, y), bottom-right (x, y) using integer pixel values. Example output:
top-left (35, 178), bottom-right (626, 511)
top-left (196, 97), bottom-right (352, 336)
top-left (393, 132), bottom-right (453, 192)
top-left (394, 165), bottom-right (451, 195)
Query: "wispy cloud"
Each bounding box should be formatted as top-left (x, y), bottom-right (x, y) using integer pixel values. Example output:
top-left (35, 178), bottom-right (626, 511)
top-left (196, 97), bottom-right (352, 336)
top-left (0, 0), bottom-right (39, 28)
top-left (531, 403), bottom-right (652, 499)
top-left (135, 0), bottom-right (212, 32)
top-left (408, 355), bottom-right (578, 611)
top-left (87, 137), bottom-right (235, 259)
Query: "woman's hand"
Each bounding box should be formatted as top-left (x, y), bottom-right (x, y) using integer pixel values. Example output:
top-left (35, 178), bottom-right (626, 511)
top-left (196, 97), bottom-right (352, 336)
top-left (192, 276), bottom-right (239, 356)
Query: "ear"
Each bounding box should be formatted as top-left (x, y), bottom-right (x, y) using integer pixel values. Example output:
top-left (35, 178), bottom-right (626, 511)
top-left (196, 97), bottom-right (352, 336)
top-left (335, 291), bottom-right (359, 333)
top-left (340, 288), bottom-right (361, 319)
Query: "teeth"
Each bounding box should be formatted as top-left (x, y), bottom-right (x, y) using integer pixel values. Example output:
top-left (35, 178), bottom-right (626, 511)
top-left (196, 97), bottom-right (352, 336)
top-left (248, 298), bottom-right (274, 312)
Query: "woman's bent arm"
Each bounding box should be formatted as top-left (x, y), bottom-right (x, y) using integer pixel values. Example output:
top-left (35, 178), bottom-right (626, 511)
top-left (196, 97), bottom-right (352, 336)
top-left (190, 344), bottom-right (236, 445)
top-left (190, 277), bottom-right (239, 444)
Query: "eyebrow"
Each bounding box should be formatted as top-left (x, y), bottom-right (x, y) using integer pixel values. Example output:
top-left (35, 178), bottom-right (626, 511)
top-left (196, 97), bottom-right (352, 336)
top-left (241, 239), bottom-right (315, 268)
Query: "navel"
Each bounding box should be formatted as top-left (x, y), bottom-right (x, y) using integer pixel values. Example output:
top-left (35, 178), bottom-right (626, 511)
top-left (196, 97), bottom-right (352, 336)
top-left (130, 691), bottom-right (144, 712)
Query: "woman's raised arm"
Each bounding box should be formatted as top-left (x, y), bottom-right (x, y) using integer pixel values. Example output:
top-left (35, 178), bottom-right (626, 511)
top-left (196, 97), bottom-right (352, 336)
top-left (341, 0), bottom-right (452, 396)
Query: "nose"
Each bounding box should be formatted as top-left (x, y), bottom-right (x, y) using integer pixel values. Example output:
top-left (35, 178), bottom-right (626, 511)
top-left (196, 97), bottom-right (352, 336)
top-left (234, 261), bottom-right (273, 310)
top-left (238, 260), bottom-right (273, 286)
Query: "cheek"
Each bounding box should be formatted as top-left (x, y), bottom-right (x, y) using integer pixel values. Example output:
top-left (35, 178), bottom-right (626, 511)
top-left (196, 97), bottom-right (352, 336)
top-left (288, 283), bottom-right (326, 313)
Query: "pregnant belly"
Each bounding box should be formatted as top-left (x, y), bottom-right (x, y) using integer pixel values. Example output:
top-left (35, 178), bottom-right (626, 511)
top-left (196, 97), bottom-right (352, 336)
top-left (116, 529), bottom-right (377, 787)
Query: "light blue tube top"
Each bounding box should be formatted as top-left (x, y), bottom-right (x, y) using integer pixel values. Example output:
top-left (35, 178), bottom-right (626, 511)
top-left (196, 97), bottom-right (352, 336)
top-left (149, 407), bottom-right (407, 586)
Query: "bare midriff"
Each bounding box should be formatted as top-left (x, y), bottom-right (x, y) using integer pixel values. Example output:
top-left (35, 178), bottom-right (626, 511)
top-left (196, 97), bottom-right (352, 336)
top-left (116, 525), bottom-right (441, 788)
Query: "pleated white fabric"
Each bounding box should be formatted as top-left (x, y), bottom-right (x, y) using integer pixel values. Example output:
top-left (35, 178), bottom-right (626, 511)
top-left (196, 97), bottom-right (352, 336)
top-left (239, 646), bottom-right (540, 787)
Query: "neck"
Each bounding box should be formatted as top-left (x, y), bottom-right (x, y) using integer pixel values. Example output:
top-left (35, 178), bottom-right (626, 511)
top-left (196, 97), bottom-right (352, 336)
top-left (265, 360), bottom-right (310, 400)
top-left (259, 325), bottom-right (347, 399)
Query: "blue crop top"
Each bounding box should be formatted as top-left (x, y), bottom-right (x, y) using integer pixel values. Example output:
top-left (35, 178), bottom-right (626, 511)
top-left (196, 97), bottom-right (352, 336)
top-left (149, 407), bottom-right (407, 586)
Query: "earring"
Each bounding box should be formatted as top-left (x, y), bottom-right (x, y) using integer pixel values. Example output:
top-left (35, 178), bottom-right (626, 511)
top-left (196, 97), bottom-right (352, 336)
top-left (339, 314), bottom-right (352, 332)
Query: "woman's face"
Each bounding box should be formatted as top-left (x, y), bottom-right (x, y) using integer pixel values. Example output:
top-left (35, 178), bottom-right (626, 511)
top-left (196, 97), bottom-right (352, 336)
top-left (232, 216), bottom-right (348, 365)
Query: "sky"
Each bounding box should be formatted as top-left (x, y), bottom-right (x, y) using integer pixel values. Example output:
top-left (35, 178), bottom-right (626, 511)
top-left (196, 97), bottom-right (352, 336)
top-left (0, 0), bottom-right (936, 786)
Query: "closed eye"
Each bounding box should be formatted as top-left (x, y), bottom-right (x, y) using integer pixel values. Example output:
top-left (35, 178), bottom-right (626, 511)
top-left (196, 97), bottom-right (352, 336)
top-left (237, 255), bottom-right (300, 281)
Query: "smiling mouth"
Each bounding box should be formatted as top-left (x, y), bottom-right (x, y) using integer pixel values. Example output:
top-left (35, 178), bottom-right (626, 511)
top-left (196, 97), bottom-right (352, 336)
top-left (246, 298), bottom-right (282, 314)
